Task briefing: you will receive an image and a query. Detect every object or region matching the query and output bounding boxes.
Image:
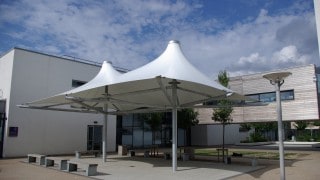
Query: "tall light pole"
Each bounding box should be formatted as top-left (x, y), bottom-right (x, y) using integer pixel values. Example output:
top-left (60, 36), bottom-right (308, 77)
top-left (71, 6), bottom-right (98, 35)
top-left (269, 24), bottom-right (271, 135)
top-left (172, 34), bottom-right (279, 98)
top-left (263, 72), bottom-right (291, 180)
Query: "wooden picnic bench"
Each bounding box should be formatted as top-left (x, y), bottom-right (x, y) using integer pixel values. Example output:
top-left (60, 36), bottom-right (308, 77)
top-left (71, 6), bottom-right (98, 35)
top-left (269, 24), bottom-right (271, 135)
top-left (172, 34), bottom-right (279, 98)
top-left (45, 157), bottom-right (68, 170)
top-left (67, 160), bottom-right (98, 176)
top-left (27, 154), bottom-right (46, 165)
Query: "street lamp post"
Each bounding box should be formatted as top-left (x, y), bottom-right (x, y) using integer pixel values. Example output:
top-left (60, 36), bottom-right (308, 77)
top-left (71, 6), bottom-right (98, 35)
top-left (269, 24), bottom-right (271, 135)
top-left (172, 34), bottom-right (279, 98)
top-left (263, 72), bottom-right (291, 180)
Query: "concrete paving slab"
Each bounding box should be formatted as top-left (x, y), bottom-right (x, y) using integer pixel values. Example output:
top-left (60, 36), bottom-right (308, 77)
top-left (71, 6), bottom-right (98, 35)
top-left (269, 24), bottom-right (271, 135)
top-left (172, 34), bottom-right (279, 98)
top-left (82, 155), bottom-right (264, 180)
top-left (0, 155), bottom-right (263, 180)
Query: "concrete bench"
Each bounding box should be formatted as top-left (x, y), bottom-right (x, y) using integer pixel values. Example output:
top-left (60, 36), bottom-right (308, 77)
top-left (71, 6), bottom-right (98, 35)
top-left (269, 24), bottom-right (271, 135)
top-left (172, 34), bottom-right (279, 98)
top-left (231, 155), bottom-right (258, 166)
top-left (245, 157), bottom-right (258, 166)
top-left (128, 150), bottom-right (135, 157)
top-left (164, 152), bottom-right (171, 160)
top-left (27, 154), bottom-right (46, 165)
top-left (45, 157), bottom-right (68, 170)
top-left (144, 150), bottom-right (150, 157)
top-left (67, 160), bottom-right (98, 176)
top-left (183, 147), bottom-right (195, 160)
top-left (75, 150), bottom-right (100, 158)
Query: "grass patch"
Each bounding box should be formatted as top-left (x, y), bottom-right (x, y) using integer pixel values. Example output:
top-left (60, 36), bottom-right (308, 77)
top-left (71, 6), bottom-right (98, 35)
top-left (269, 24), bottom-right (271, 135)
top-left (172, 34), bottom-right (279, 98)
top-left (194, 148), bottom-right (306, 160)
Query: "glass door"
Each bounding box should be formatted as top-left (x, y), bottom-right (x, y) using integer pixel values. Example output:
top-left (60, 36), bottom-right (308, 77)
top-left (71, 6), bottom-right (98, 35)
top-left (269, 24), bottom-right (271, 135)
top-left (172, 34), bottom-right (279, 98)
top-left (87, 125), bottom-right (102, 151)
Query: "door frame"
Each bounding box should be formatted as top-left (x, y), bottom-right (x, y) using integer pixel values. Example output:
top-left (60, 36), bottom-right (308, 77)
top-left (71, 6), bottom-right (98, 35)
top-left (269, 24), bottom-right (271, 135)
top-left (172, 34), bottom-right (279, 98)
top-left (0, 100), bottom-right (6, 158)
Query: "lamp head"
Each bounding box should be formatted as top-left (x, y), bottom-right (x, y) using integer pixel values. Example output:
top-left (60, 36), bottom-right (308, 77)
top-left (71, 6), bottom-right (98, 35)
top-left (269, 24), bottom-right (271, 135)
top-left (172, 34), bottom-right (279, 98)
top-left (263, 72), bottom-right (292, 83)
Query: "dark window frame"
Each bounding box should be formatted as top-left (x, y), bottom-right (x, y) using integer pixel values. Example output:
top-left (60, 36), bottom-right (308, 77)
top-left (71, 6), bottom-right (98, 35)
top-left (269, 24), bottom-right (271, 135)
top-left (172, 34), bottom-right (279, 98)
top-left (246, 89), bottom-right (294, 103)
top-left (72, 79), bottom-right (87, 88)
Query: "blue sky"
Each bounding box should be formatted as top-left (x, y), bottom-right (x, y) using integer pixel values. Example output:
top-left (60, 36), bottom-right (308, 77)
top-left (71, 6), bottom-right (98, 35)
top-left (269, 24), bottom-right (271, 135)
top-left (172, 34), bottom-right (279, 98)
top-left (0, 0), bottom-right (318, 78)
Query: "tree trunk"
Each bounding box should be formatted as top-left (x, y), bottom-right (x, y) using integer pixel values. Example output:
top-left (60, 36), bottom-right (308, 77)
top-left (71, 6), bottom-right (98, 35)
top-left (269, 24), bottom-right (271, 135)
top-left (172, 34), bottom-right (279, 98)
top-left (184, 129), bottom-right (187, 148)
top-left (152, 131), bottom-right (155, 157)
top-left (222, 123), bottom-right (225, 162)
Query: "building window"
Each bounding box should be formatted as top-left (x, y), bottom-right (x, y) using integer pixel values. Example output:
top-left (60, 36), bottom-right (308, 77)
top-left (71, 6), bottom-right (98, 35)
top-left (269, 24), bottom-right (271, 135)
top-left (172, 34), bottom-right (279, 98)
top-left (116, 113), bottom-right (173, 149)
top-left (72, 80), bottom-right (87, 88)
top-left (246, 90), bottom-right (294, 103)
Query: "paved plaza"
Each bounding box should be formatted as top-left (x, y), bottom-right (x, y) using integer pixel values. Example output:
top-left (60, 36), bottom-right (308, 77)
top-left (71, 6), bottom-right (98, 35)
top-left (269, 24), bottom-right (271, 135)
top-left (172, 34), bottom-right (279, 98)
top-left (1, 144), bottom-right (320, 180)
top-left (0, 154), bottom-right (263, 180)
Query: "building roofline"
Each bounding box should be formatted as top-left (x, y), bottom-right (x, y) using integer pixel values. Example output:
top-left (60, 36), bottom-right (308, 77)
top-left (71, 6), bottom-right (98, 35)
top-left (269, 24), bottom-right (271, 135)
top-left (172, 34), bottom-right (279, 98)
top-left (230, 64), bottom-right (316, 80)
top-left (0, 46), bottom-right (128, 73)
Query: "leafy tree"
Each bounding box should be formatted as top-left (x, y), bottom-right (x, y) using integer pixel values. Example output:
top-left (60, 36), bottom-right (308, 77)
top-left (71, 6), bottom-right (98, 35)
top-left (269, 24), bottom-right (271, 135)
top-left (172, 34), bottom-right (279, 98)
top-left (294, 121), bottom-right (307, 130)
top-left (142, 113), bottom-right (163, 145)
top-left (249, 122), bottom-right (277, 141)
top-left (251, 122), bottom-right (277, 131)
top-left (313, 121), bottom-right (320, 126)
top-left (212, 70), bottom-right (233, 162)
top-left (294, 121), bottom-right (308, 140)
top-left (178, 108), bottom-right (199, 147)
top-left (239, 123), bottom-right (251, 132)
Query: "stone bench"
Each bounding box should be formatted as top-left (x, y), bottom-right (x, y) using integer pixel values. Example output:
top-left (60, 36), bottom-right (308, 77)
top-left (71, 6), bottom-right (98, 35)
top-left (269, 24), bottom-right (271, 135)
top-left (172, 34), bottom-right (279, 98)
top-left (27, 154), bottom-right (46, 165)
top-left (45, 157), bottom-right (68, 170)
top-left (128, 150), bottom-right (135, 157)
top-left (67, 160), bottom-right (98, 176)
top-left (144, 150), bottom-right (150, 157)
top-left (75, 150), bottom-right (100, 158)
top-left (164, 152), bottom-right (171, 160)
top-left (231, 155), bottom-right (258, 166)
top-left (244, 157), bottom-right (258, 166)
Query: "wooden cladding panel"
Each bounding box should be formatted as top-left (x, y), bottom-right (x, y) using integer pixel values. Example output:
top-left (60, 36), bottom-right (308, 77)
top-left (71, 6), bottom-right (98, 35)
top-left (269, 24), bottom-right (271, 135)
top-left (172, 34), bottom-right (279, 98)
top-left (199, 65), bottom-right (319, 124)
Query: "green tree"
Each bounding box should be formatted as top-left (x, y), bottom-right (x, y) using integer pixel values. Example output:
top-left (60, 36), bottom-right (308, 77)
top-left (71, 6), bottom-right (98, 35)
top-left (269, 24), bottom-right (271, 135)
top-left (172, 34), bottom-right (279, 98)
top-left (178, 108), bottom-right (199, 147)
top-left (239, 123), bottom-right (251, 132)
top-left (143, 113), bottom-right (163, 145)
top-left (294, 121), bottom-right (308, 141)
top-left (249, 122), bottom-right (277, 142)
top-left (294, 121), bottom-right (307, 130)
top-left (212, 70), bottom-right (233, 162)
top-left (313, 121), bottom-right (320, 126)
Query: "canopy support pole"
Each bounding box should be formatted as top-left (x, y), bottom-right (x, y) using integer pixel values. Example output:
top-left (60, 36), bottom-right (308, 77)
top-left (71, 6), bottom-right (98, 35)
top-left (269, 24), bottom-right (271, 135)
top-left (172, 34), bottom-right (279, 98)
top-left (102, 87), bottom-right (108, 163)
top-left (170, 80), bottom-right (179, 172)
top-left (102, 104), bottom-right (108, 163)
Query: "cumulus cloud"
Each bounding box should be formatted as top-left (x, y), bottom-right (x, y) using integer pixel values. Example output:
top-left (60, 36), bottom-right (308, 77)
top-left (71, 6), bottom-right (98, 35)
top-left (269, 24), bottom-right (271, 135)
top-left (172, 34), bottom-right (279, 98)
top-left (273, 45), bottom-right (309, 64)
top-left (0, 0), bottom-right (318, 78)
top-left (230, 45), bottom-right (312, 76)
top-left (223, 7), bottom-right (318, 77)
top-left (0, 0), bottom-right (218, 70)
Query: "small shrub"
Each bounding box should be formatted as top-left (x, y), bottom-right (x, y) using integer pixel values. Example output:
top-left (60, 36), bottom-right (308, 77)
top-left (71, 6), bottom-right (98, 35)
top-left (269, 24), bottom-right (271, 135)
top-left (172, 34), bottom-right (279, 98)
top-left (250, 132), bottom-right (267, 142)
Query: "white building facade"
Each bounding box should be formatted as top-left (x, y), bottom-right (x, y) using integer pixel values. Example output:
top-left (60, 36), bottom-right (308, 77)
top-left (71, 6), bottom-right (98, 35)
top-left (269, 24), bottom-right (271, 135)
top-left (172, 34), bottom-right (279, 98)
top-left (1, 47), bottom-right (320, 156)
top-left (0, 48), bottom-right (117, 157)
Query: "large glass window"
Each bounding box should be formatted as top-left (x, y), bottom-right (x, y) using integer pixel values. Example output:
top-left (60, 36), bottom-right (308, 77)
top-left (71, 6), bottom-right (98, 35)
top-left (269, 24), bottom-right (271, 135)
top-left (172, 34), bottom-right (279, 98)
top-left (117, 112), bottom-right (173, 148)
top-left (246, 90), bottom-right (294, 103)
top-left (72, 79), bottom-right (87, 88)
top-left (281, 90), bottom-right (294, 101)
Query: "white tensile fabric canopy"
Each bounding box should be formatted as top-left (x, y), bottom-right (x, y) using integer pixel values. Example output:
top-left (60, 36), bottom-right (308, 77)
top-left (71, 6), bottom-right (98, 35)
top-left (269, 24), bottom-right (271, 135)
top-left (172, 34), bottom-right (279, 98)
top-left (20, 40), bottom-right (244, 172)
top-left (21, 60), bottom-right (122, 112)
top-left (23, 41), bottom-right (236, 113)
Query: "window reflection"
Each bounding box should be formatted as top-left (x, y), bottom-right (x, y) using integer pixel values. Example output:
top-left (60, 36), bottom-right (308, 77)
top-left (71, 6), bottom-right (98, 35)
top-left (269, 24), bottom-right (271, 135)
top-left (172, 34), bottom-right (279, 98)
top-left (246, 90), bottom-right (294, 103)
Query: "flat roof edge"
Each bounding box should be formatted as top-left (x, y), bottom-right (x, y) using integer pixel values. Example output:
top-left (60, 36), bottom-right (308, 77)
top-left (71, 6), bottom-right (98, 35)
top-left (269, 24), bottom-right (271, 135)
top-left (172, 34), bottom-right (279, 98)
top-left (0, 47), bottom-right (128, 72)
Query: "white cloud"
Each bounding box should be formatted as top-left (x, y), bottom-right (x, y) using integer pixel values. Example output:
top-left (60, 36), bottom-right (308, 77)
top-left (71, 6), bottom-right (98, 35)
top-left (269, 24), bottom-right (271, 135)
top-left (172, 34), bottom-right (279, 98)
top-left (0, 0), bottom-right (317, 79)
top-left (206, 8), bottom-right (317, 77)
top-left (230, 45), bottom-right (312, 76)
top-left (272, 45), bottom-right (309, 64)
top-left (0, 0), bottom-right (210, 69)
